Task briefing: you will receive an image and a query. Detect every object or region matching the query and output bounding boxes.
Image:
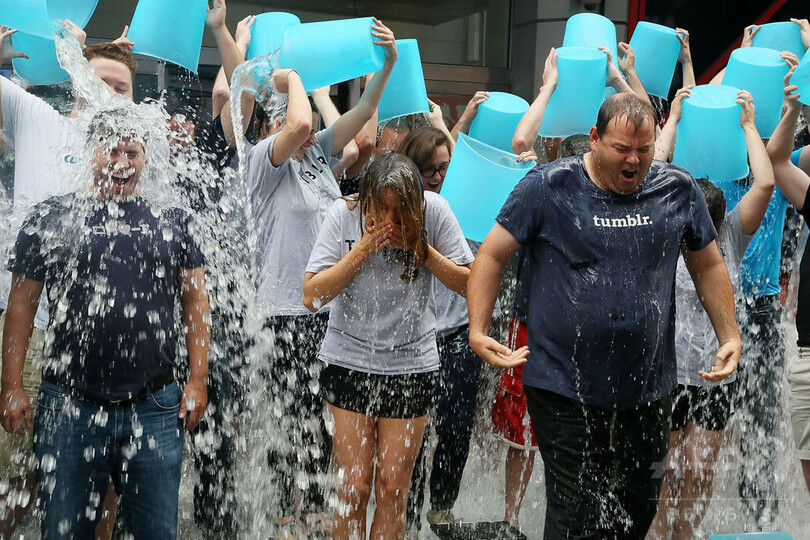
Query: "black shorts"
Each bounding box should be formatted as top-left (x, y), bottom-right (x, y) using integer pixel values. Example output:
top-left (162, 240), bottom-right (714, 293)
top-left (670, 382), bottom-right (735, 432)
top-left (320, 364), bottom-right (437, 418)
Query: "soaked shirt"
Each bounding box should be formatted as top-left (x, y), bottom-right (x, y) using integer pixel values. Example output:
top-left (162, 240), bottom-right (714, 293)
top-left (719, 180), bottom-right (788, 297)
top-left (496, 156), bottom-right (716, 410)
top-left (247, 125), bottom-right (340, 316)
top-left (8, 193), bottom-right (204, 401)
top-left (307, 192), bottom-right (474, 375)
top-left (675, 205), bottom-right (751, 387)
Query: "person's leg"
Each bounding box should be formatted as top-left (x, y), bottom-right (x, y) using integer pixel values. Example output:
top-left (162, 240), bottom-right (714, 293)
top-left (94, 484), bottom-right (118, 540)
top-left (328, 403), bottom-right (376, 538)
top-left (371, 415), bottom-right (429, 539)
top-left (0, 473), bottom-right (35, 537)
top-left (737, 296), bottom-right (785, 526)
top-left (613, 394), bottom-right (672, 540)
top-left (35, 382), bottom-right (113, 539)
top-left (293, 314), bottom-right (332, 518)
top-left (405, 417), bottom-right (431, 531)
top-left (428, 327), bottom-right (481, 518)
top-left (504, 446), bottom-right (535, 529)
top-left (671, 421), bottom-right (724, 540)
top-left (802, 460), bottom-right (810, 493)
top-left (647, 430), bottom-right (684, 540)
top-left (115, 382), bottom-right (184, 540)
top-left (525, 386), bottom-right (611, 539)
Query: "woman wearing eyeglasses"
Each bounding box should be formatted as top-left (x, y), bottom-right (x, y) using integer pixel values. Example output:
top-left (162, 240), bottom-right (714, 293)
top-left (397, 127), bottom-right (536, 535)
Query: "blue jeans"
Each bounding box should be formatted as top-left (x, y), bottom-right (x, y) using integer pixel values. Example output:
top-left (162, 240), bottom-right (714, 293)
top-left (736, 294), bottom-right (786, 525)
top-left (34, 380), bottom-right (184, 540)
top-left (407, 326), bottom-right (482, 528)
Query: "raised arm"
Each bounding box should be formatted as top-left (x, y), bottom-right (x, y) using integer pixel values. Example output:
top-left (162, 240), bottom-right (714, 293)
top-left (682, 242), bottom-right (741, 382)
top-left (212, 14), bottom-right (254, 118)
top-left (618, 42), bottom-right (652, 105)
top-left (767, 67), bottom-right (810, 209)
top-left (0, 26), bottom-right (30, 131)
top-left (331, 19), bottom-right (397, 154)
top-left (269, 69), bottom-right (313, 166)
top-left (450, 91), bottom-right (489, 141)
top-left (676, 28), bottom-right (696, 87)
top-left (178, 266), bottom-right (210, 431)
top-left (736, 90), bottom-right (774, 235)
top-left (512, 48), bottom-right (557, 154)
top-left (0, 274), bottom-right (42, 435)
top-left (654, 86), bottom-right (691, 161)
top-left (427, 99), bottom-right (455, 152)
top-left (467, 224), bottom-right (528, 368)
top-left (600, 47), bottom-right (635, 94)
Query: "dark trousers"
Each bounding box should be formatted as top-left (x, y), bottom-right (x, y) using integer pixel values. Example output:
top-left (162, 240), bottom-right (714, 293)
top-left (407, 326), bottom-right (482, 528)
top-left (191, 311), bottom-right (245, 538)
top-left (525, 386), bottom-right (672, 539)
top-left (264, 313), bottom-right (331, 516)
top-left (736, 294), bottom-right (785, 525)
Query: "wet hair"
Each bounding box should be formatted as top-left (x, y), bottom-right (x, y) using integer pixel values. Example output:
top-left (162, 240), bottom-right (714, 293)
top-left (376, 116), bottom-right (412, 143)
top-left (595, 93), bottom-right (657, 138)
top-left (558, 134), bottom-right (591, 159)
top-left (696, 178), bottom-right (726, 231)
top-left (397, 127), bottom-right (452, 171)
top-left (87, 103), bottom-right (149, 149)
top-left (349, 152), bottom-right (428, 282)
top-left (83, 43), bottom-right (137, 82)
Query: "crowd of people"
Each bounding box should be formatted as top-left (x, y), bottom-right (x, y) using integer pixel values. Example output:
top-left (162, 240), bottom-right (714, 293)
top-left (0, 1), bottom-right (809, 539)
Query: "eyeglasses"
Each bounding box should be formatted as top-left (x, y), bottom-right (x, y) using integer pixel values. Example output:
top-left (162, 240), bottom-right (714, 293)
top-left (420, 163), bottom-right (449, 178)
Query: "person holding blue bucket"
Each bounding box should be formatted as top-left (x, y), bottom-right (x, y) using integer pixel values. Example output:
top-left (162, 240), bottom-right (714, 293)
top-left (649, 87), bottom-right (775, 540)
top-left (397, 125), bottom-right (536, 537)
top-left (246, 18), bottom-right (397, 536)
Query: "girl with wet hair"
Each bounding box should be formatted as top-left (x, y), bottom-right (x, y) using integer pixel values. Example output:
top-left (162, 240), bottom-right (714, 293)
top-left (303, 151), bottom-right (473, 537)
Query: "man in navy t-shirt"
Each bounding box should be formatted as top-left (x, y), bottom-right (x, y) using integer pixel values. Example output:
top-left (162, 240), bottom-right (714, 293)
top-left (468, 93), bottom-right (741, 539)
top-left (0, 106), bottom-right (210, 539)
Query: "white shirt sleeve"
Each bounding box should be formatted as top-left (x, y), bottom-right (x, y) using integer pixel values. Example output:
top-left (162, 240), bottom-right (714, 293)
top-left (1, 76), bottom-right (59, 140)
top-left (427, 193), bottom-right (475, 265)
top-left (306, 198), bottom-right (347, 274)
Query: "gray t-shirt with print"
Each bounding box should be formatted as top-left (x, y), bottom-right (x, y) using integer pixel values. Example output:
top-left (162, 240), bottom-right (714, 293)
top-left (247, 125), bottom-right (340, 315)
top-left (306, 191), bottom-right (474, 375)
top-left (675, 205), bottom-right (751, 387)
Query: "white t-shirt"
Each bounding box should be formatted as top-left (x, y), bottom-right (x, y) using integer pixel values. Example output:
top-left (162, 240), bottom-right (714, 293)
top-left (675, 205), bottom-right (751, 386)
top-left (246, 125), bottom-right (340, 316)
top-left (306, 191), bottom-right (474, 375)
top-left (1, 77), bottom-right (82, 326)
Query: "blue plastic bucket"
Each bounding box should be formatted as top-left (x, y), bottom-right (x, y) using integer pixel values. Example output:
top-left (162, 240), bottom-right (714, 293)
top-left (722, 47), bottom-right (789, 138)
top-left (278, 17), bottom-right (386, 93)
top-left (468, 92), bottom-right (530, 153)
top-left (0, 0), bottom-right (97, 39)
top-left (129, 0), bottom-right (208, 73)
top-left (246, 12), bottom-right (300, 60)
top-left (439, 133), bottom-right (535, 242)
top-left (629, 22), bottom-right (680, 99)
top-left (794, 49), bottom-right (810, 106)
top-left (11, 31), bottom-right (69, 85)
top-left (377, 39), bottom-right (429, 123)
top-left (752, 22), bottom-right (807, 58)
top-left (563, 13), bottom-right (618, 67)
top-left (538, 47), bottom-right (607, 139)
top-left (672, 85), bottom-right (749, 183)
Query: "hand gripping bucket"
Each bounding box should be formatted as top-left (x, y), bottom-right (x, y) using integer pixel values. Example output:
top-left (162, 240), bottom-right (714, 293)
top-left (246, 12), bottom-right (300, 60)
top-left (467, 92), bottom-right (530, 153)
